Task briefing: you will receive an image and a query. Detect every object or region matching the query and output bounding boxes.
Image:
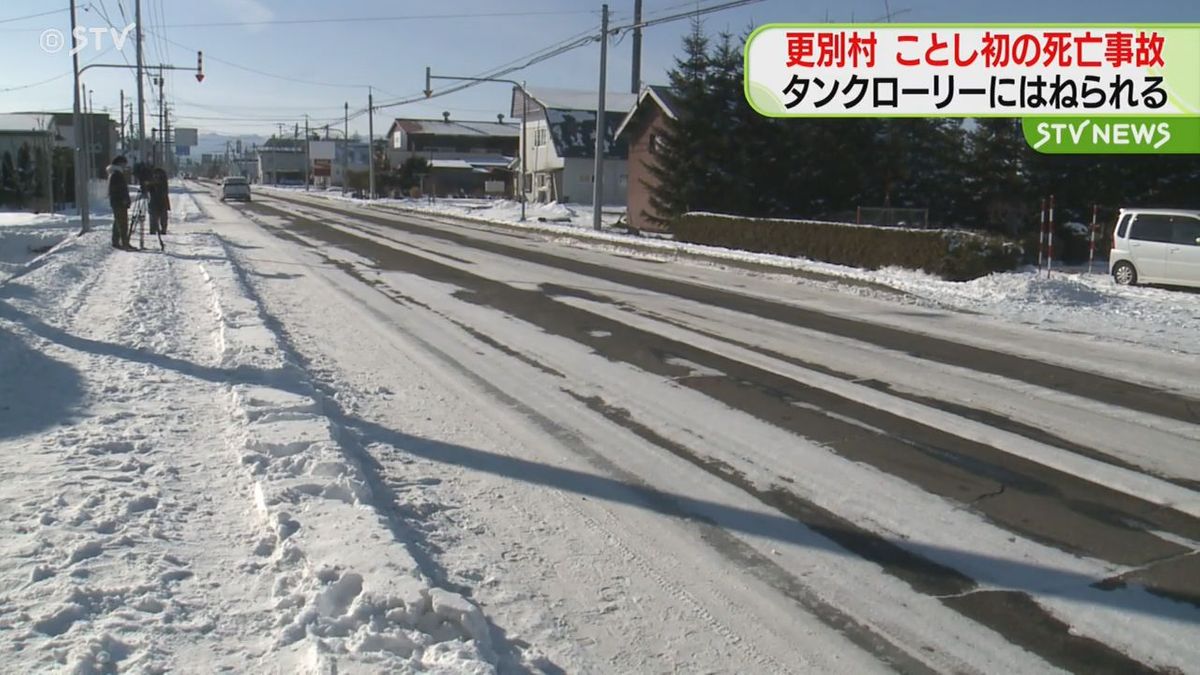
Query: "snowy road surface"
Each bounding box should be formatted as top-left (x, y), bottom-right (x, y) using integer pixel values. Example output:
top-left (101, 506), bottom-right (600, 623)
top-left (1, 182), bottom-right (1198, 673)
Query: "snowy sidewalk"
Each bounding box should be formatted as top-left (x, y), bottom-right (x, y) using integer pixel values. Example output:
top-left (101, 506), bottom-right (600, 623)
top-left (0, 213), bottom-right (499, 672)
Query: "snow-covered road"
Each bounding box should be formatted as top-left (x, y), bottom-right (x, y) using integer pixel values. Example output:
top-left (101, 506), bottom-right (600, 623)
top-left (2, 182), bottom-right (1198, 673)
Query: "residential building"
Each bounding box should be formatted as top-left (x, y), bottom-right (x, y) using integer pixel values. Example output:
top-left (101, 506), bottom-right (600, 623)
top-left (510, 87), bottom-right (638, 206)
top-left (0, 114), bottom-right (57, 211)
top-left (256, 138), bottom-right (306, 185)
top-left (385, 115), bottom-right (518, 197)
top-left (614, 85), bottom-right (679, 231)
top-left (0, 112), bottom-right (115, 210)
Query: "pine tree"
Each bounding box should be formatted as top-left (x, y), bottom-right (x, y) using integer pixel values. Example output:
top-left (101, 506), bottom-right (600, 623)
top-left (16, 143), bottom-right (34, 207)
top-left (964, 119), bottom-right (1030, 232)
top-left (0, 151), bottom-right (16, 208)
top-left (646, 19), bottom-right (712, 224)
top-left (33, 146), bottom-right (48, 201)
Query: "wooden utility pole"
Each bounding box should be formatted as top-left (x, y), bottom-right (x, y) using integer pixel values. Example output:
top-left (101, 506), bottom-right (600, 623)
top-left (592, 3), bottom-right (609, 230)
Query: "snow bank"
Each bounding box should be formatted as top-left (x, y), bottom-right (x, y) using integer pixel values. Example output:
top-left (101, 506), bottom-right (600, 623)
top-left (0, 212), bottom-right (82, 281)
top-left (196, 243), bottom-right (498, 672)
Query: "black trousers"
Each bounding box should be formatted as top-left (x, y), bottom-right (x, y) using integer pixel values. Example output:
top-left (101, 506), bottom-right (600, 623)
top-left (112, 206), bottom-right (130, 246)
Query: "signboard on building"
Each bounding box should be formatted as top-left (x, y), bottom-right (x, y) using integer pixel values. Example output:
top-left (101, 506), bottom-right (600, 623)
top-left (176, 145), bottom-right (190, 156)
top-left (174, 128), bottom-right (198, 146)
top-left (312, 159), bottom-right (332, 177)
top-left (309, 140), bottom-right (336, 161)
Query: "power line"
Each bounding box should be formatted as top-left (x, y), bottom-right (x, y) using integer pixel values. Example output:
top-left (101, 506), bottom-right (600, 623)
top-left (0, 7), bottom-right (68, 24)
top-left (373, 27), bottom-right (603, 111)
top-left (0, 45), bottom-right (115, 93)
top-left (142, 27), bottom-right (375, 90)
top-left (160, 9), bottom-right (600, 29)
top-left (615, 0), bottom-right (767, 34)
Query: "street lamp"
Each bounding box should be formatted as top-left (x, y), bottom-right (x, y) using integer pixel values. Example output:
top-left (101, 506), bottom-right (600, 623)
top-left (425, 68), bottom-right (528, 222)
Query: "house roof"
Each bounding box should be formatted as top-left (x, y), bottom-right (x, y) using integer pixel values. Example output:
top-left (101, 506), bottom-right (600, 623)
top-left (389, 118), bottom-right (519, 138)
top-left (519, 87), bottom-right (638, 114)
top-left (614, 85), bottom-right (679, 140)
top-left (0, 113), bottom-right (54, 134)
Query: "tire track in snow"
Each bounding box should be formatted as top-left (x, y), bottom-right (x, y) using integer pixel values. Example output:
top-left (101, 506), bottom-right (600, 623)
top-left (240, 196), bottom-right (1197, 673)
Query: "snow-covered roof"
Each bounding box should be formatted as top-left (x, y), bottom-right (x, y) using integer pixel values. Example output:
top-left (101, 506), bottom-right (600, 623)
top-left (0, 114), bottom-right (53, 133)
top-left (391, 119), bottom-right (519, 138)
top-left (545, 109), bottom-right (629, 160)
top-left (429, 159), bottom-right (475, 170)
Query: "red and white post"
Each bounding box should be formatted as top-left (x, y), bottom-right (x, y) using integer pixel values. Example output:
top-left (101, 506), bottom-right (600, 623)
top-left (1088, 203), bottom-right (1098, 275)
top-left (1037, 198), bottom-right (1046, 270)
top-left (1047, 195), bottom-right (1055, 277)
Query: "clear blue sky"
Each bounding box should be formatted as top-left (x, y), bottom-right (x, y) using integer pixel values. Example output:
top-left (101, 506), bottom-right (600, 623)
top-left (1, 0), bottom-right (1196, 138)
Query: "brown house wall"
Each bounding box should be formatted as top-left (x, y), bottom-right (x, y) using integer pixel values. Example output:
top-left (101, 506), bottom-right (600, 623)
top-left (625, 104), bottom-right (670, 232)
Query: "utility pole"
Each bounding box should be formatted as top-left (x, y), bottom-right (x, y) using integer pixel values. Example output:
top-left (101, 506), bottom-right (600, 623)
top-left (631, 0), bottom-right (642, 94)
top-left (164, 105), bottom-right (172, 175)
top-left (70, 0), bottom-right (88, 232)
top-left (343, 101), bottom-right (349, 194)
top-left (119, 89), bottom-right (124, 150)
top-left (81, 81), bottom-right (91, 216)
top-left (304, 114), bottom-right (310, 191)
top-left (158, 67), bottom-right (165, 168)
top-left (367, 87), bottom-right (375, 199)
top-left (592, 3), bottom-right (609, 230)
top-left (135, 0), bottom-right (146, 170)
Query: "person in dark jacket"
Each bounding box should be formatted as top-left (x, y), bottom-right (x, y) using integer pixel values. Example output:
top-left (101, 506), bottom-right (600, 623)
top-left (147, 167), bottom-right (171, 235)
top-left (107, 156), bottom-right (131, 248)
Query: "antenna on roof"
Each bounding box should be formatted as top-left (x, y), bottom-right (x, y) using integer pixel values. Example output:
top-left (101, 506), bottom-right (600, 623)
top-left (442, 111), bottom-right (450, 122)
top-left (497, 114), bottom-right (505, 124)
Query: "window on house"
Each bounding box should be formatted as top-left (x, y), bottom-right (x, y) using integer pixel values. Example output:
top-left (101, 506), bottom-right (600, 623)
top-left (579, 174), bottom-right (592, 184)
top-left (648, 133), bottom-right (658, 155)
top-left (533, 127), bottom-right (548, 147)
top-left (523, 173), bottom-right (532, 192)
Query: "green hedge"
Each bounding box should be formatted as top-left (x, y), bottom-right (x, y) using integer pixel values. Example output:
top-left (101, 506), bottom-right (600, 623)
top-left (672, 213), bottom-right (1022, 281)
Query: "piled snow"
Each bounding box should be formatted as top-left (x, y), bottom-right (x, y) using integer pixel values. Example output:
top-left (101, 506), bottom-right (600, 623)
top-left (856, 266), bottom-right (1200, 355)
top-left (0, 197), bottom-right (501, 672)
top-left (0, 212), bottom-right (86, 282)
top-left (198, 250), bottom-right (498, 671)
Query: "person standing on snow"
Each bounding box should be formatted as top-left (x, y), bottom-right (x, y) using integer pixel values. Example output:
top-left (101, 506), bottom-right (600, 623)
top-left (107, 156), bottom-right (131, 249)
top-left (147, 167), bottom-right (171, 235)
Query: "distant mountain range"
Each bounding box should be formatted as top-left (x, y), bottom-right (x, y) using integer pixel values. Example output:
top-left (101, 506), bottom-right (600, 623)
top-left (194, 132), bottom-right (270, 158)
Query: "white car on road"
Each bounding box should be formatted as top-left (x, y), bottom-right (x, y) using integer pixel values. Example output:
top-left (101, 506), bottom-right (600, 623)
top-left (219, 176), bottom-right (252, 202)
top-left (1110, 208), bottom-right (1200, 288)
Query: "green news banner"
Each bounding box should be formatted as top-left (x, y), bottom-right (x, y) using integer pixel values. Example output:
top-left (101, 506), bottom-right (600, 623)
top-left (744, 23), bottom-right (1200, 154)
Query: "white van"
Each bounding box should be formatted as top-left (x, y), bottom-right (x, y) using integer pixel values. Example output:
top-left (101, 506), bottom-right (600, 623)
top-left (1109, 209), bottom-right (1200, 288)
top-left (220, 176), bottom-right (251, 202)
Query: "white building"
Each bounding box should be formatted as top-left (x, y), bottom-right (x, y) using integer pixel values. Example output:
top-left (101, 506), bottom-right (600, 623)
top-left (510, 87), bottom-right (637, 206)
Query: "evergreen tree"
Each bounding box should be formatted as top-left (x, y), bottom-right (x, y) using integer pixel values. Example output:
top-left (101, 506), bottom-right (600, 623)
top-left (646, 19), bottom-right (713, 224)
top-left (0, 151), bottom-right (16, 208)
top-left (16, 143), bottom-right (34, 207)
top-left (33, 146), bottom-right (48, 201)
top-left (964, 119), bottom-right (1030, 232)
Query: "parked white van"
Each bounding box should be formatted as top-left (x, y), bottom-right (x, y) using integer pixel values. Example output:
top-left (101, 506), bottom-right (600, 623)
top-left (1109, 209), bottom-right (1200, 288)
